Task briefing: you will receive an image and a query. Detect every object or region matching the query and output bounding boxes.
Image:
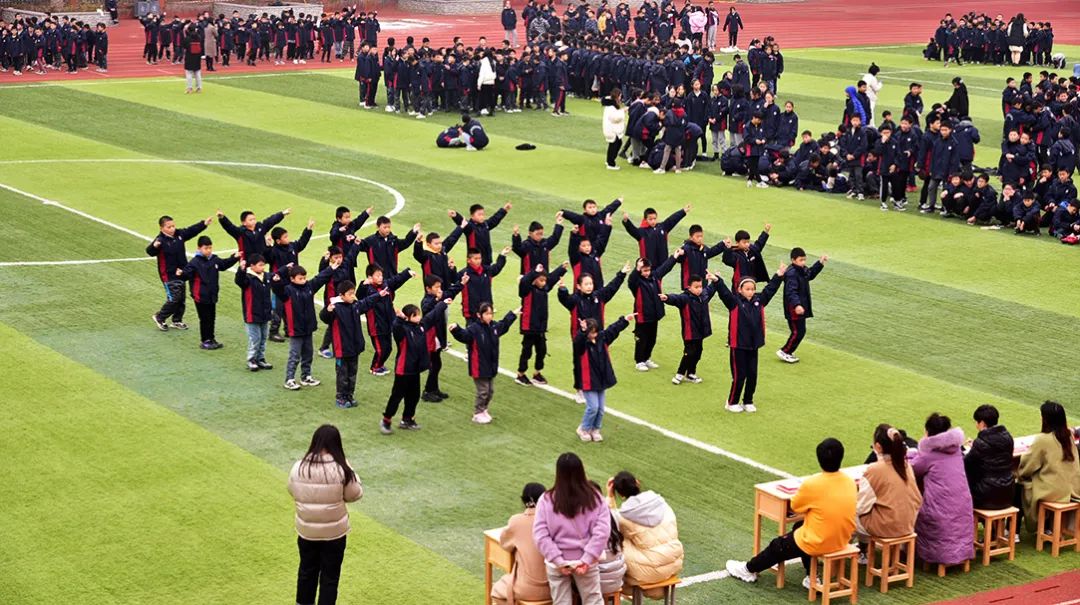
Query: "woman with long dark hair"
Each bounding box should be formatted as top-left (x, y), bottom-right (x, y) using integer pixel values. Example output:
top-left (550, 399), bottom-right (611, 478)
top-left (182, 24), bottom-right (204, 94)
top-left (477, 49), bottom-right (497, 116)
top-left (532, 453), bottom-right (610, 605)
top-left (1017, 401), bottom-right (1080, 530)
top-left (288, 424), bottom-right (363, 605)
top-left (602, 88), bottom-right (627, 170)
top-left (855, 424), bottom-right (921, 558)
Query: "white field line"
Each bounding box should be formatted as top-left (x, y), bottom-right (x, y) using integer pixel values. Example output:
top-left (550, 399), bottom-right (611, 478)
top-left (876, 74), bottom-right (1001, 93)
top-left (800, 45), bottom-right (913, 52)
top-left (0, 257), bottom-right (151, 267)
top-left (0, 70), bottom-right (324, 90)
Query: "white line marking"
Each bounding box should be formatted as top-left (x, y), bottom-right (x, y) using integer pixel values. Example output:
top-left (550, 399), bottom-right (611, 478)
top-left (1054, 599), bottom-right (1080, 605)
top-left (0, 70), bottom-right (322, 90)
top-left (0, 257), bottom-right (151, 267)
top-left (0, 181), bottom-right (153, 239)
top-left (800, 44), bottom-right (912, 52)
top-left (679, 570), bottom-right (730, 586)
top-left (876, 75), bottom-right (1000, 93)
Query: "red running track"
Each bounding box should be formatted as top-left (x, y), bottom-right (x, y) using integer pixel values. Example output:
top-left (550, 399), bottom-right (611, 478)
top-left (1, 0), bottom-right (1078, 84)
top-left (931, 569), bottom-right (1080, 605)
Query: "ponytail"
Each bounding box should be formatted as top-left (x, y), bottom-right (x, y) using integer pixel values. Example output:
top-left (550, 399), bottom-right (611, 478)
top-left (873, 423), bottom-right (909, 481)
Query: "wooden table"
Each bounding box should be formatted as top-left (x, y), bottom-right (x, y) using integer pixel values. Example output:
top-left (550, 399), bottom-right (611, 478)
top-left (484, 527), bottom-right (513, 605)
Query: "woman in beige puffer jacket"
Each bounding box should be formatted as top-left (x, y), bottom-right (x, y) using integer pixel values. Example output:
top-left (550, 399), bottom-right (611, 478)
top-left (607, 472), bottom-right (684, 591)
top-left (288, 425), bottom-right (363, 605)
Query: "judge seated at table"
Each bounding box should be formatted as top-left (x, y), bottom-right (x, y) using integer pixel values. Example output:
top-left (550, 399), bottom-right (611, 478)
top-left (963, 404), bottom-right (1015, 511)
top-left (606, 471), bottom-right (684, 597)
top-left (1016, 401), bottom-right (1080, 532)
top-left (855, 424), bottom-right (922, 558)
top-left (492, 483), bottom-right (552, 605)
top-left (726, 438), bottom-right (857, 589)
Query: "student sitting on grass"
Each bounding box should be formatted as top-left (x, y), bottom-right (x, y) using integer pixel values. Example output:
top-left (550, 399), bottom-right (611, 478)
top-left (855, 425), bottom-right (922, 563)
top-left (964, 404), bottom-right (1016, 511)
top-left (1017, 401), bottom-right (1080, 532)
top-left (727, 438), bottom-right (856, 589)
top-left (491, 483), bottom-right (551, 605)
top-left (606, 471), bottom-right (684, 595)
top-left (912, 413), bottom-right (975, 567)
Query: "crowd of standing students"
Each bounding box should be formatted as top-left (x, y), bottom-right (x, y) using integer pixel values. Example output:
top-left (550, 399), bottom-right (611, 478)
top-left (923, 11), bottom-right (1063, 68)
top-left (1, 15), bottom-right (109, 75)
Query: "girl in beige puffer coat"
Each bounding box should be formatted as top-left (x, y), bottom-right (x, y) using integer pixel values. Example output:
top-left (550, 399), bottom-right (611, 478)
top-left (607, 472), bottom-right (684, 592)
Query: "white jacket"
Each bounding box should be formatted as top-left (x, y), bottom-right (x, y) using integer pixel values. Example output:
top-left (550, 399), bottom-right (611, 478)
top-left (611, 491), bottom-right (683, 585)
top-left (862, 73), bottom-right (883, 102)
top-left (602, 103), bottom-right (627, 143)
top-left (288, 454), bottom-right (363, 540)
top-left (478, 57), bottom-right (497, 87)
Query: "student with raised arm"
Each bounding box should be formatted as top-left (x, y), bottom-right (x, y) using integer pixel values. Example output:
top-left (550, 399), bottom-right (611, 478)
top-left (621, 205), bottom-right (690, 269)
top-left (148, 213), bottom-right (213, 332)
top-left (715, 261), bottom-right (785, 413)
top-left (661, 271), bottom-right (719, 385)
top-left (217, 206), bottom-right (289, 258)
top-left (319, 281), bottom-right (387, 409)
top-left (778, 248), bottom-right (827, 364)
top-left (379, 300), bottom-right (451, 434)
top-left (449, 303), bottom-right (519, 424)
top-left (627, 249), bottom-right (680, 372)
top-left (517, 262), bottom-right (568, 387)
top-left (349, 216), bottom-right (420, 276)
top-left (562, 197), bottom-right (622, 252)
top-left (413, 220), bottom-right (464, 285)
top-left (573, 314), bottom-right (634, 442)
top-left (512, 213), bottom-right (565, 275)
top-left (448, 202), bottom-right (512, 265)
top-left (721, 223), bottom-right (770, 287)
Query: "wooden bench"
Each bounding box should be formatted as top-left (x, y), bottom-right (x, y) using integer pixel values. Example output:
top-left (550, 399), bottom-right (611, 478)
top-left (864, 533), bottom-right (916, 593)
top-left (1036, 500), bottom-right (1080, 557)
top-left (921, 560), bottom-right (971, 577)
top-left (623, 576), bottom-right (680, 605)
top-left (973, 507), bottom-right (1020, 565)
top-left (808, 545), bottom-right (859, 604)
top-left (602, 590), bottom-right (622, 604)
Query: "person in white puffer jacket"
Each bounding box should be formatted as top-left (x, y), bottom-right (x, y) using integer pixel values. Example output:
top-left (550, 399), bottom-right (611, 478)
top-left (602, 88), bottom-right (628, 170)
top-left (606, 471), bottom-right (684, 595)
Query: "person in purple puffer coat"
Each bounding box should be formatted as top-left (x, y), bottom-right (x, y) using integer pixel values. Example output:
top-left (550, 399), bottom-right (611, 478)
top-left (912, 413), bottom-right (975, 566)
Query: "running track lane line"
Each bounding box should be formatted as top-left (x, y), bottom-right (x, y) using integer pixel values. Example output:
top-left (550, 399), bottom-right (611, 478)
top-left (0, 170), bottom-right (796, 480)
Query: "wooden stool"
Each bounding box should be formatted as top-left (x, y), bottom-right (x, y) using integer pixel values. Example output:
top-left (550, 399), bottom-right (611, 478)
top-left (973, 507), bottom-right (1020, 565)
top-left (624, 576), bottom-right (680, 605)
top-left (921, 560), bottom-right (971, 577)
top-left (1036, 500), bottom-right (1080, 557)
top-left (516, 600), bottom-right (553, 605)
top-left (602, 591), bottom-right (622, 605)
top-left (864, 533), bottom-right (916, 593)
top-left (808, 545), bottom-right (859, 605)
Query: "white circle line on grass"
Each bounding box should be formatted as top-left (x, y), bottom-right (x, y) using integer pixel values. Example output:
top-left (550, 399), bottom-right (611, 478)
top-left (0, 159), bottom-right (403, 266)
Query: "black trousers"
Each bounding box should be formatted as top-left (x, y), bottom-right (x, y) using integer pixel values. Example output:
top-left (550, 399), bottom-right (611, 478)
top-left (727, 348), bottom-right (759, 405)
top-left (606, 137), bottom-right (622, 167)
top-left (383, 373), bottom-right (421, 420)
top-left (195, 301), bottom-right (216, 342)
top-left (479, 84), bottom-right (496, 114)
top-left (747, 521), bottom-right (809, 575)
top-left (634, 321), bottom-right (658, 363)
top-left (370, 333), bottom-right (392, 370)
top-left (335, 355), bottom-right (359, 401)
top-left (677, 339), bottom-right (703, 376)
top-left (746, 154), bottom-right (761, 182)
top-left (424, 349), bottom-right (443, 393)
top-left (296, 535), bottom-right (347, 605)
top-left (728, 30), bottom-right (739, 48)
top-left (782, 318), bottom-right (806, 355)
top-left (156, 280), bottom-right (186, 322)
top-left (518, 333), bottom-right (547, 372)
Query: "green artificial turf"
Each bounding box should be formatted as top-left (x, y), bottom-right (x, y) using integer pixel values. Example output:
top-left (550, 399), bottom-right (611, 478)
top-left (1, 43), bottom-right (1078, 604)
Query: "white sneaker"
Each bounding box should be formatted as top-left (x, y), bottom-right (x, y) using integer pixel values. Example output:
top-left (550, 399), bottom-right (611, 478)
top-left (635, 362), bottom-right (649, 372)
top-left (725, 560), bottom-right (757, 583)
top-left (802, 576), bottom-right (812, 590)
top-left (653, 168), bottom-right (666, 174)
top-left (857, 552), bottom-right (868, 566)
top-left (293, 59), bottom-right (298, 64)
top-left (283, 379), bottom-right (301, 391)
top-left (756, 181), bottom-right (769, 188)
top-left (776, 349), bottom-right (796, 363)
top-left (300, 375), bottom-right (321, 387)
top-left (408, 111), bottom-right (417, 116)
top-left (480, 109), bottom-right (490, 116)
top-left (672, 374), bottom-right (684, 385)
top-left (743, 403), bottom-right (758, 413)
top-left (416, 113), bottom-right (426, 119)
top-left (746, 180), bottom-right (753, 187)
top-left (686, 374), bottom-right (703, 383)
top-left (589, 429), bottom-right (604, 442)
top-left (385, 105), bottom-right (395, 112)
top-left (465, 145), bottom-right (477, 151)
top-left (576, 427), bottom-right (593, 441)
top-left (725, 403), bottom-right (744, 413)
top-left (606, 164), bottom-right (621, 170)
top-left (472, 412), bottom-right (492, 425)
top-left (857, 194), bottom-right (865, 201)
top-left (644, 360), bottom-right (659, 369)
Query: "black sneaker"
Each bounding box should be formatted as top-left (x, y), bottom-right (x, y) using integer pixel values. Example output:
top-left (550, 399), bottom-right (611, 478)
top-left (436, 390), bottom-right (450, 399)
top-left (379, 420), bottom-right (393, 435)
top-left (421, 391), bottom-right (442, 402)
top-left (515, 373), bottom-right (532, 386)
top-left (247, 361), bottom-right (259, 372)
top-left (532, 373), bottom-right (548, 385)
top-left (208, 341), bottom-right (223, 350)
top-left (269, 333), bottom-right (286, 343)
top-left (170, 321), bottom-right (188, 330)
top-left (399, 418), bottom-right (421, 430)
top-left (256, 360), bottom-right (273, 370)
top-left (152, 315), bottom-right (168, 331)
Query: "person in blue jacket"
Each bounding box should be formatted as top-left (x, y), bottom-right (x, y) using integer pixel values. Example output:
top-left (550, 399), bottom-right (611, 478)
top-left (500, 0), bottom-right (518, 48)
top-left (717, 261), bottom-right (786, 414)
top-left (777, 248), bottom-right (827, 364)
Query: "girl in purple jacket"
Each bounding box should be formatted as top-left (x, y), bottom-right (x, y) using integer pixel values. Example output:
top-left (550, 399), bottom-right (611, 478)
top-left (913, 413), bottom-right (975, 567)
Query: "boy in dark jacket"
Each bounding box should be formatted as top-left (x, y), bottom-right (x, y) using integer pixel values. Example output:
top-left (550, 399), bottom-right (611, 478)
top-left (573, 314), bottom-right (634, 442)
top-left (677, 224), bottom-right (728, 288)
top-left (217, 207), bottom-right (290, 258)
top-left (722, 225), bottom-right (770, 287)
top-left (271, 261), bottom-right (337, 390)
top-left (267, 221), bottom-right (314, 341)
top-left (743, 112), bottom-right (768, 187)
top-left (662, 272), bottom-right (718, 385)
top-left (319, 281), bottom-right (386, 408)
top-left (359, 264), bottom-right (415, 376)
top-left (380, 300), bottom-right (451, 433)
top-left (234, 253), bottom-right (274, 371)
top-left (449, 202), bottom-right (511, 265)
top-left (179, 236), bottom-right (239, 350)
top-left (964, 404), bottom-right (1016, 510)
top-left (717, 262), bottom-right (786, 413)
top-left (515, 262), bottom-right (568, 386)
top-left (350, 215), bottom-right (420, 275)
top-left (621, 204), bottom-right (689, 269)
top-left (458, 246), bottom-right (509, 322)
top-left (450, 303), bottom-right (519, 424)
top-left (778, 248), bottom-right (827, 363)
top-left (627, 249), bottom-right (680, 371)
top-left (512, 214), bottom-right (564, 274)
top-left (148, 214), bottom-right (213, 332)
top-left (421, 275), bottom-right (465, 402)
top-left (562, 197), bottom-right (621, 250)
top-left (413, 223), bottom-right (464, 284)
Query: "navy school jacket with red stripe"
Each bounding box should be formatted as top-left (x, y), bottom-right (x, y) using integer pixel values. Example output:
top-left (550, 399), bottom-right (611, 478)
top-left (328, 209), bottom-right (371, 261)
top-left (568, 228), bottom-right (609, 286)
top-left (413, 225), bottom-right (464, 284)
top-left (450, 207), bottom-right (508, 266)
top-left (519, 265), bottom-right (568, 334)
top-left (219, 211), bottom-right (285, 258)
top-left (392, 301), bottom-right (448, 375)
top-left (234, 268), bottom-right (273, 324)
top-left (146, 221), bottom-right (208, 283)
top-left (721, 231), bottom-right (769, 286)
top-left (450, 312), bottom-right (518, 379)
top-left (422, 281), bottom-right (463, 352)
top-left (573, 316), bottom-right (630, 391)
top-left (621, 209), bottom-right (686, 268)
top-left (783, 261), bottom-right (824, 320)
top-left (715, 272), bottom-right (782, 350)
top-left (663, 283), bottom-right (717, 341)
top-left (557, 270), bottom-right (626, 336)
top-left (357, 268), bottom-right (414, 336)
top-left (627, 255), bottom-right (677, 323)
top-left (318, 292), bottom-right (384, 358)
top-left (266, 228), bottom-right (312, 274)
top-left (181, 253), bottom-right (239, 305)
top-left (270, 265), bottom-right (334, 337)
top-left (317, 254), bottom-right (358, 307)
top-left (562, 198), bottom-right (621, 246)
top-left (512, 224), bottom-right (564, 274)
top-left (350, 229), bottom-right (419, 276)
top-left (677, 240), bottom-right (727, 288)
top-left (458, 256), bottom-right (506, 320)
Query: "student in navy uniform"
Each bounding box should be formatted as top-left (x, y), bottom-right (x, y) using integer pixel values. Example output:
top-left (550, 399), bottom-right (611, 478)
top-left (839, 115), bottom-right (868, 199)
top-left (148, 213), bottom-right (213, 332)
top-left (349, 216), bottom-right (420, 276)
top-left (569, 230), bottom-right (610, 287)
top-left (328, 205), bottom-right (371, 268)
top-left (458, 246), bottom-right (509, 322)
top-left (379, 300), bottom-right (451, 434)
top-left (573, 314), bottom-right (634, 443)
top-left (717, 262), bottom-right (786, 413)
top-left (271, 261), bottom-right (337, 391)
top-left (662, 271), bottom-right (719, 385)
top-left (777, 248), bottom-right (827, 364)
top-left (234, 254), bottom-right (274, 371)
top-left (562, 197), bottom-right (621, 250)
top-left (723, 7), bottom-right (743, 49)
top-left (414, 222), bottom-right (464, 285)
top-left (316, 247), bottom-right (361, 358)
top-left (921, 121), bottom-right (959, 213)
top-left (743, 112), bottom-right (768, 187)
top-left (450, 303), bottom-right (520, 425)
top-left (621, 204), bottom-right (690, 269)
top-left (461, 114), bottom-right (490, 150)
top-left (217, 207), bottom-right (290, 258)
top-left (627, 249), bottom-right (680, 372)
top-left (558, 263), bottom-right (629, 341)
top-left (676, 224), bottom-right (728, 289)
top-left (722, 224), bottom-right (770, 287)
top-left (179, 236), bottom-right (239, 350)
top-left (421, 275), bottom-right (465, 402)
top-left (93, 23), bottom-right (108, 72)
top-left (515, 262), bottom-right (568, 387)
top-left (449, 202), bottom-right (511, 266)
top-left (266, 221), bottom-right (314, 341)
top-left (320, 281), bottom-right (386, 408)
top-left (511, 214), bottom-right (564, 274)
top-left (359, 264), bottom-right (415, 376)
